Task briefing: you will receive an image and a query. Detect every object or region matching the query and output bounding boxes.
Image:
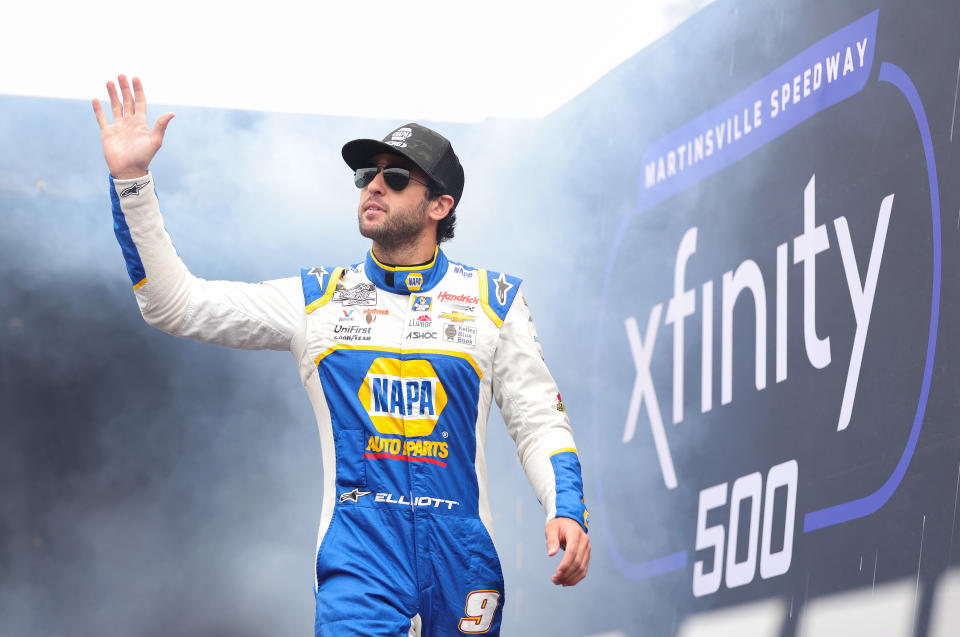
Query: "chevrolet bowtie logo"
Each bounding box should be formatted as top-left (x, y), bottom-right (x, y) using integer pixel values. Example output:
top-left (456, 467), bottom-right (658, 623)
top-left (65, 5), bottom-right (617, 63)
top-left (440, 311), bottom-right (474, 323)
top-left (339, 488), bottom-right (372, 503)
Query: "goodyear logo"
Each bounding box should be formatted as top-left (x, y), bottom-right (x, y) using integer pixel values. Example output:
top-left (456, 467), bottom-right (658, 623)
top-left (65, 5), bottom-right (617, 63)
top-left (357, 358), bottom-right (447, 437)
top-left (406, 272), bottom-right (424, 291)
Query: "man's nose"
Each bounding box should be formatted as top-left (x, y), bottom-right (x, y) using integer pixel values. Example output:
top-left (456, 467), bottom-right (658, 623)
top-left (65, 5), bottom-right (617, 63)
top-left (366, 169), bottom-right (387, 195)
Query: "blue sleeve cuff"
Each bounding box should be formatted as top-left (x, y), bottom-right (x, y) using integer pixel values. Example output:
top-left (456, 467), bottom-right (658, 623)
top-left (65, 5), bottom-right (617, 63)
top-left (550, 450), bottom-right (589, 533)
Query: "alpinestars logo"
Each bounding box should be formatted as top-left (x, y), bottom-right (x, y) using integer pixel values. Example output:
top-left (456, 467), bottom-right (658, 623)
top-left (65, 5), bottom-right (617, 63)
top-left (339, 488), bottom-right (372, 503)
top-left (119, 181), bottom-right (149, 198)
top-left (309, 266), bottom-right (329, 288)
top-left (494, 272), bottom-right (514, 305)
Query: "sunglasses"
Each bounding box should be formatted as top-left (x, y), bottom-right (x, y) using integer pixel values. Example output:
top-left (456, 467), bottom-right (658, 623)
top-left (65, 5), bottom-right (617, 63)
top-left (354, 165), bottom-right (428, 191)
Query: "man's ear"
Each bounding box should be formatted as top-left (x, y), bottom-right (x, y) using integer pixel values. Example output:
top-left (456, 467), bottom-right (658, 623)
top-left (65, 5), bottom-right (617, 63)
top-left (428, 195), bottom-right (455, 221)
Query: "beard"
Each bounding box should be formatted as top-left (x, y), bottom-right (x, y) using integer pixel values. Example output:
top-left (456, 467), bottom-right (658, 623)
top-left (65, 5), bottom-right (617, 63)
top-left (358, 196), bottom-right (430, 251)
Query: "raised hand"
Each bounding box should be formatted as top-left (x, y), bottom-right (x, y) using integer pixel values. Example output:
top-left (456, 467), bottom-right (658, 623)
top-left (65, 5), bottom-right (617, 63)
top-left (93, 75), bottom-right (174, 180)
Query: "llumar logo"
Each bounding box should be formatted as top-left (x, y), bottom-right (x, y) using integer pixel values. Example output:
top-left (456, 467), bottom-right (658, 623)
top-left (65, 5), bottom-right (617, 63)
top-left (357, 358), bottom-right (447, 436)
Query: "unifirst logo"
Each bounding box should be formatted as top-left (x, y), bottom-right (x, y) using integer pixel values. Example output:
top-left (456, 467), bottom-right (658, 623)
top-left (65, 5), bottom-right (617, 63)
top-left (357, 357), bottom-right (448, 437)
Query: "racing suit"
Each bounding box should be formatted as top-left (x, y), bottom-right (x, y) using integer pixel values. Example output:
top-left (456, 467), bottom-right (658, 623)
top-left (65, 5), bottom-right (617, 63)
top-left (109, 174), bottom-right (589, 636)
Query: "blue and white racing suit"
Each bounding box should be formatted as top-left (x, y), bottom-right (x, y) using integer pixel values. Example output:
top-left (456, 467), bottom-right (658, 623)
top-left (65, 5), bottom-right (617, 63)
top-left (109, 174), bottom-right (589, 636)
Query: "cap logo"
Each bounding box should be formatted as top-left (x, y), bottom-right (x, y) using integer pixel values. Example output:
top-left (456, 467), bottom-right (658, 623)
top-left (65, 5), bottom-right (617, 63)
top-left (386, 127), bottom-right (412, 148)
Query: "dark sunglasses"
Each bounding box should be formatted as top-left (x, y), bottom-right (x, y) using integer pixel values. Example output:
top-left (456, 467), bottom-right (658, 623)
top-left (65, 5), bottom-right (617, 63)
top-left (354, 166), bottom-right (428, 191)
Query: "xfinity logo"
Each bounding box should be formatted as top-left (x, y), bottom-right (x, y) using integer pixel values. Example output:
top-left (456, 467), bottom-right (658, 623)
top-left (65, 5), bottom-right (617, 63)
top-left (623, 174), bottom-right (893, 488)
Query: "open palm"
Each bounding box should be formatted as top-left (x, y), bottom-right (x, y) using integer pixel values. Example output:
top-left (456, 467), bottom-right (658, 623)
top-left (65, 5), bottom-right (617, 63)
top-left (93, 75), bottom-right (174, 180)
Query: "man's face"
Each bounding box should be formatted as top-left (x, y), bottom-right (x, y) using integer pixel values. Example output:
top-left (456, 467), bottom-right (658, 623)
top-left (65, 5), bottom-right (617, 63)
top-left (357, 153), bottom-right (431, 250)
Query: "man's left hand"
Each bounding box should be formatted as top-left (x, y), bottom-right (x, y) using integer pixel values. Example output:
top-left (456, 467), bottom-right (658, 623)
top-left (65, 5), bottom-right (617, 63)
top-left (545, 517), bottom-right (590, 586)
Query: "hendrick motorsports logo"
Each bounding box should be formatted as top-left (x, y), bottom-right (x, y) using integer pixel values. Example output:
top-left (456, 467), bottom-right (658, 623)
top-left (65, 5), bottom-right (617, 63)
top-left (437, 291), bottom-right (479, 305)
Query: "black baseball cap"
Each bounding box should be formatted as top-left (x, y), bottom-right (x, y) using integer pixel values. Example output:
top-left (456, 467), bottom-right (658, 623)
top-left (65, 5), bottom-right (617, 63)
top-left (342, 123), bottom-right (465, 209)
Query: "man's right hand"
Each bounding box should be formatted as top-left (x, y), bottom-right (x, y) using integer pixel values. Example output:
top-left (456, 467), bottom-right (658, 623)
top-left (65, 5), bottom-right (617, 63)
top-left (93, 75), bottom-right (174, 180)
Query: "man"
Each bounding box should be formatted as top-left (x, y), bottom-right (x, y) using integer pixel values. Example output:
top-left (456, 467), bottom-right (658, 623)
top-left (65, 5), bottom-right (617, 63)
top-left (93, 75), bottom-right (589, 636)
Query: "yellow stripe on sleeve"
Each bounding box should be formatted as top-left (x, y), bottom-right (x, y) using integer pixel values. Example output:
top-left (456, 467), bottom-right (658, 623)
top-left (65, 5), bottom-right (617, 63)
top-left (477, 269), bottom-right (504, 328)
top-left (305, 267), bottom-right (345, 314)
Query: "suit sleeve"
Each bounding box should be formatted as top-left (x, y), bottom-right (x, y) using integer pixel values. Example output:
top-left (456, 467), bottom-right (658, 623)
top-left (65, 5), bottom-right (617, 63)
top-left (110, 173), bottom-right (302, 351)
top-left (491, 288), bottom-right (589, 532)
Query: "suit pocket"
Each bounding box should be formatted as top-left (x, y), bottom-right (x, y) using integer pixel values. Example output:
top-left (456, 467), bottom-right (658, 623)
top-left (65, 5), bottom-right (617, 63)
top-left (335, 429), bottom-right (367, 488)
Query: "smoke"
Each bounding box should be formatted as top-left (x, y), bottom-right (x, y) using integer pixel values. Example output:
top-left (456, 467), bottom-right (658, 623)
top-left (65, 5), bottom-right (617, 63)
top-left (0, 1), bottom-right (865, 633)
top-left (0, 91), bottom-right (611, 635)
top-left (0, 39), bottom-right (650, 637)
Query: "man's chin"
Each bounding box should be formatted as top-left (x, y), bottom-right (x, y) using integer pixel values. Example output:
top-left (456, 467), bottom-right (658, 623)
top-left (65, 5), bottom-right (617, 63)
top-left (358, 221), bottom-right (381, 240)
top-left (359, 222), bottom-right (394, 247)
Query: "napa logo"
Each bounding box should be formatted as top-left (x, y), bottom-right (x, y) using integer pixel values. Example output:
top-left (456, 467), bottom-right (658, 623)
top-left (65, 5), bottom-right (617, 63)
top-left (406, 272), bottom-right (424, 291)
top-left (357, 357), bottom-right (448, 437)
